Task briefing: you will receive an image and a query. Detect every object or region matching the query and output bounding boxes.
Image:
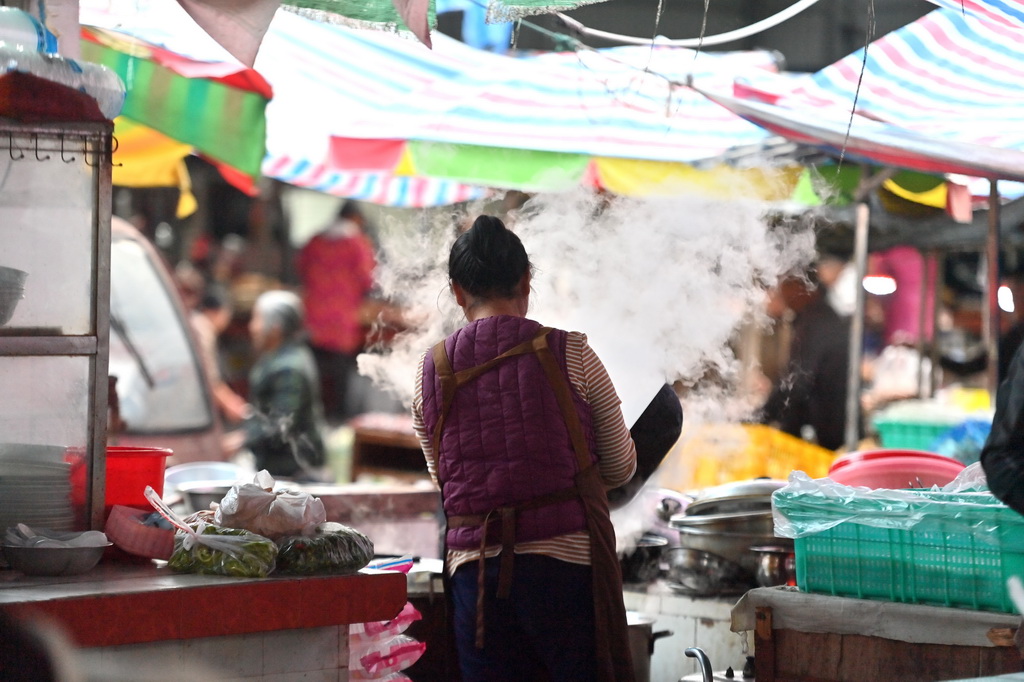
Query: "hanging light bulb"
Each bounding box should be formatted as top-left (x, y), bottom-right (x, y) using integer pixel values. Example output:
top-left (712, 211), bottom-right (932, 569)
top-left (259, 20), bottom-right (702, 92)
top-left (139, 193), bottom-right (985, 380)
top-left (999, 285), bottom-right (1014, 313)
top-left (863, 275), bottom-right (896, 296)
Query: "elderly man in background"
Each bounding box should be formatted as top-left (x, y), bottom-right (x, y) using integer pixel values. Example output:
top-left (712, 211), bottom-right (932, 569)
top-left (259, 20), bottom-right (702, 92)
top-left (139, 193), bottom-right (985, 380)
top-left (233, 290), bottom-right (327, 479)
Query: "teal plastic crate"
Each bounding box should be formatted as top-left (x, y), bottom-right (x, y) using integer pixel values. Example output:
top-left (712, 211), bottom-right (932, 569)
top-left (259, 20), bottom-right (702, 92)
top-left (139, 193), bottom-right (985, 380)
top-left (872, 417), bottom-right (959, 450)
top-left (778, 488), bottom-right (1024, 613)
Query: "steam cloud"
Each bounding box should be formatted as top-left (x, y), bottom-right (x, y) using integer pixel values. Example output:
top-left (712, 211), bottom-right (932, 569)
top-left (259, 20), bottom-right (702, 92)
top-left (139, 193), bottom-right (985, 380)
top-left (361, 187), bottom-right (817, 417)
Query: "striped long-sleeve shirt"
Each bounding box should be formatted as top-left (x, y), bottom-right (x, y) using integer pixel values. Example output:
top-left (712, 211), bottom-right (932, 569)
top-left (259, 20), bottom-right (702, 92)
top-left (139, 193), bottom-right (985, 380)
top-left (412, 329), bottom-right (637, 574)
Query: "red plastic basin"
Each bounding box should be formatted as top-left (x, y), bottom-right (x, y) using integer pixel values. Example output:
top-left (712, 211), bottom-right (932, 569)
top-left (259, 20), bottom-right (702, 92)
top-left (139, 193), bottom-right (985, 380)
top-left (70, 446), bottom-right (172, 509)
top-left (828, 449), bottom-right (964, 489)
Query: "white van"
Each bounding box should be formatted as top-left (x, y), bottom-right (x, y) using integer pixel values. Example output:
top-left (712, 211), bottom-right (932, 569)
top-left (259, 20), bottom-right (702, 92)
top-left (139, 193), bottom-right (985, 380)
top-left (107, 216), bottom-right (224, 465)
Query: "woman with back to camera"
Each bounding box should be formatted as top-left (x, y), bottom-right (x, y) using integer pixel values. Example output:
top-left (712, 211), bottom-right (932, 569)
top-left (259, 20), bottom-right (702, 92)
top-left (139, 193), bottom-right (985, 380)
top-left (412, 215), bottom-right (638, 681)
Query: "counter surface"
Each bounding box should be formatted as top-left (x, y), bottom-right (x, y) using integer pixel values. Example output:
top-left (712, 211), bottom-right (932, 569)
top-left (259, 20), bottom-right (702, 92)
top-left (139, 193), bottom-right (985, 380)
top-left (0, 562), bottom-right (407, 648)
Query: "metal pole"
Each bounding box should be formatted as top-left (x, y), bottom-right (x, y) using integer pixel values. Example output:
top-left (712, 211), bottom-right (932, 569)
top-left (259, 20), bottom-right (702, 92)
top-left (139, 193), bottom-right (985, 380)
top-left (929, 251), bottom-right (943, 398)
top-left (985, 180), bottom-right (1002, 403)
top-left (845, 201), bottom-right (870, 451)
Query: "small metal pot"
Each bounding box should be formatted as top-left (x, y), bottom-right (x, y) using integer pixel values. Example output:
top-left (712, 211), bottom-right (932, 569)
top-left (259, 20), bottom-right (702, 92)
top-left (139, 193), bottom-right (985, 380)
top-left (750, 545), bottom-right (796, 587)
top-left (627, 612), bottom-right (672, 682)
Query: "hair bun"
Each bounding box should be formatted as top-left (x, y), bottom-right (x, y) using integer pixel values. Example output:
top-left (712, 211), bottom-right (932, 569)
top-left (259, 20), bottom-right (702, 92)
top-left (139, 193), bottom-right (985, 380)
top-left (449, 215), bottom-right (531, 299)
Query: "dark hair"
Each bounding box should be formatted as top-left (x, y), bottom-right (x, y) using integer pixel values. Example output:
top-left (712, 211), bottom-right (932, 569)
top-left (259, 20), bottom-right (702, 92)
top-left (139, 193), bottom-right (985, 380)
top-left (338, 200), bottom-right (362, 220)
top-left (448, 215), bottom-right (531, 299)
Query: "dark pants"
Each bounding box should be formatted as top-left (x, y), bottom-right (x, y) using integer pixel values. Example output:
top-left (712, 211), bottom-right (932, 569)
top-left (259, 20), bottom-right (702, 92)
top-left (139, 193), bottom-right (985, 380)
top-left (311, 345), bottom-right (358, 423)
top-left (450, 554), bottom-right (596, 682)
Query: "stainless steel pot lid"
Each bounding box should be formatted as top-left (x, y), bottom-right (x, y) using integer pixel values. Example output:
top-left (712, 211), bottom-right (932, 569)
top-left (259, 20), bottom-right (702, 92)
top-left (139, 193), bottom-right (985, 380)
top-left (668, 508), bottom-right (773, 529)
top-left (685, 478), bottom-right (787, 516)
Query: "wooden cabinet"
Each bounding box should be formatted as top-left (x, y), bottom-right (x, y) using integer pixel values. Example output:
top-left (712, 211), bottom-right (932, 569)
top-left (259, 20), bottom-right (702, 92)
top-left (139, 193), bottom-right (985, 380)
top-left (735, 587), bottom-right (1024, 681)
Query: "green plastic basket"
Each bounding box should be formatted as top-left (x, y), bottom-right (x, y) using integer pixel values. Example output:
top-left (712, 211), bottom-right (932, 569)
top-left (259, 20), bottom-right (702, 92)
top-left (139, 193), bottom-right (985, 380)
top-left (872, 417), bottom-right (959, 451)
top-left (779, 489), bottom-right (1024, 613)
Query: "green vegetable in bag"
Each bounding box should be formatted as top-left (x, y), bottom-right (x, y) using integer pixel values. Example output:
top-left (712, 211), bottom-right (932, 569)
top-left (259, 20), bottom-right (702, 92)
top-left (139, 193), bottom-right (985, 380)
top-left (276, 522), bottom-right (374, 575)
top-left (168, 523), bottom-right (278, 578)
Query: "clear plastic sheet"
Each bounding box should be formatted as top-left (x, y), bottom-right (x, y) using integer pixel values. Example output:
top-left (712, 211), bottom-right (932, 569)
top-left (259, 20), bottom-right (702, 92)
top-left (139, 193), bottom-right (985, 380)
top-left (772, 470), bottom-right (1024, 549)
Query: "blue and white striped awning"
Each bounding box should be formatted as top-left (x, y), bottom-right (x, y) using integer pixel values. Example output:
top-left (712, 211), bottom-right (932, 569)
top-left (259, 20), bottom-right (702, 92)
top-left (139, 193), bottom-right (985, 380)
top-left (925, 0), bottom-right (1024, 29)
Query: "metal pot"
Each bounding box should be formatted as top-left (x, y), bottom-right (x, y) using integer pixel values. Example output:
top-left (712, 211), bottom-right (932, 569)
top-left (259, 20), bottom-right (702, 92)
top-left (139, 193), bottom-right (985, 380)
top-left (663, 547), bottom-right (751, 596)
top-left (669, 507), bottom-right (788, 573)
top-left (627, 612), bottom-right (672, 682)
top-left (620, 533), bottom-right (669, 584)
top-left (685, 478), bottom-right (786, 517)
top-left (750, 545), bottom-right (796, 587)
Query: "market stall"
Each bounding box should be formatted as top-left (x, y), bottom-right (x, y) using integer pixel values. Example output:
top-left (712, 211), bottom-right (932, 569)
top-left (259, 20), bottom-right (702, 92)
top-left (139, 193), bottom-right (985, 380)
top-left (0, 18), bottom-right (411, 681)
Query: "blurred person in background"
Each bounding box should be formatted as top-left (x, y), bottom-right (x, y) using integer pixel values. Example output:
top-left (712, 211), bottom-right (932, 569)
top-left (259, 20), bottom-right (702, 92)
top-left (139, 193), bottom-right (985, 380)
top-left (229, 290), bottom-right (326, 479)
top-left (197, 285), bottom-right (250, 424)
top-left (175, 263), bottom-right (249, 425)
top-left (297, 201), bottom-right (377, 424)
top-left (760, 267), bottom-right (851, 450)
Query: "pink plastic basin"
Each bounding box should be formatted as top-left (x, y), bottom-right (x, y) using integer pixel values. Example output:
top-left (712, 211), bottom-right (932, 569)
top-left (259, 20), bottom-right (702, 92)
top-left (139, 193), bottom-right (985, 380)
top-left (828, 449), bottom-right (965, 489)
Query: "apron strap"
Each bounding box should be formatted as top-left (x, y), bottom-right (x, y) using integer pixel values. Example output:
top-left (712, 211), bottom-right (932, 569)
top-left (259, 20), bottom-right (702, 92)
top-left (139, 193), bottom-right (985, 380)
top-left (530, 331), bottom-right (593, 472)
top-left (428, 340), bottom-right (456, 478)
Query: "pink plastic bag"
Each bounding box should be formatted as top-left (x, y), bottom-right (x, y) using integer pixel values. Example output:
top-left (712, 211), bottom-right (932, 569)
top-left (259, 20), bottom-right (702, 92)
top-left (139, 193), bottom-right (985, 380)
top-left (350, 602), bottom-right (422, 647)
top-left (349, 635), bottom-right (426, 680)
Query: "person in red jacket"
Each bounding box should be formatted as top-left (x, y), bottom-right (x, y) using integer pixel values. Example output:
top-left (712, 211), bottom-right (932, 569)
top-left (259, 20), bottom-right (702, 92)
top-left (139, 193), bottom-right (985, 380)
top-left (296, 201), bottom-right (376, 423)
top-left (412, 215), bottom-right (637, 681)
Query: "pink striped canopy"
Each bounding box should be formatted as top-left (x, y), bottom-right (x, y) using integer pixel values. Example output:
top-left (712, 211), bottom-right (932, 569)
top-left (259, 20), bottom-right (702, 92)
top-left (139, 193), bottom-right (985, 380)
top-left (706, 6), bottom-right (1024, 182)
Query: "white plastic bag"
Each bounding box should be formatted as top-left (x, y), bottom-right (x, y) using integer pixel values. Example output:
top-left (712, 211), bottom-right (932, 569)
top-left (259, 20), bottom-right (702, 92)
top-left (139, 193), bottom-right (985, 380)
top-left (214, 470), bottom-right (326, 540)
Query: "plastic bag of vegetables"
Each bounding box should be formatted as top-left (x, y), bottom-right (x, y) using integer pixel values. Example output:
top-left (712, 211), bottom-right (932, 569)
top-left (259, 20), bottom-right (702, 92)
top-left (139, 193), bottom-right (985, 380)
top-left (168, 522), bottom-right (278, 577)
top-left (276, 522), bottom-right (373, 575)
top-left (145, 486), bottom-right (278, 578)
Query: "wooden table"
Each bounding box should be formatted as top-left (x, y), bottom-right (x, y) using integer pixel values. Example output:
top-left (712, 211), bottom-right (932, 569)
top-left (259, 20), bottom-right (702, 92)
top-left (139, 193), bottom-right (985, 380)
top-left (349, 412), bottom-right (427, 481)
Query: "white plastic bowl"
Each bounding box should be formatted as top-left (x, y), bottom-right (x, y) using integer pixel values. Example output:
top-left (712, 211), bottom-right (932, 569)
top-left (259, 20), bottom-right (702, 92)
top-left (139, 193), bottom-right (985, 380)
top-left (163, 461), bottom-right (244, 491)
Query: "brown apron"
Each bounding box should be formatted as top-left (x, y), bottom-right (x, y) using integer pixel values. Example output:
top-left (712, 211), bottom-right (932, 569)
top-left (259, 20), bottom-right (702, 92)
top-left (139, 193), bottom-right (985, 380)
top-left (429, 327), bottom-right (635, 682)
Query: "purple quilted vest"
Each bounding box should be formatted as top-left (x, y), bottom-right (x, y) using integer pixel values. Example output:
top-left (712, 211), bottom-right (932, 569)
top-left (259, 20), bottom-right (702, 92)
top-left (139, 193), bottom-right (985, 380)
top-left (421, 315), bottom-right (596, 550)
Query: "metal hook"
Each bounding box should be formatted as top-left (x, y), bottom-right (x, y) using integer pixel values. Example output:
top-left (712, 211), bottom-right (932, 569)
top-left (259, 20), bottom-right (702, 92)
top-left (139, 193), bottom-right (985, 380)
top-left (110, 135), bottom-right (122, 167)
top-left (33, 134), bottom-right (51, 162)
top-left (83, 135), bottom-right (98, 167)
top-left (9, 133), bottom-right (24, 161)
top-left (60, 133), bottom-right (76, 163)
